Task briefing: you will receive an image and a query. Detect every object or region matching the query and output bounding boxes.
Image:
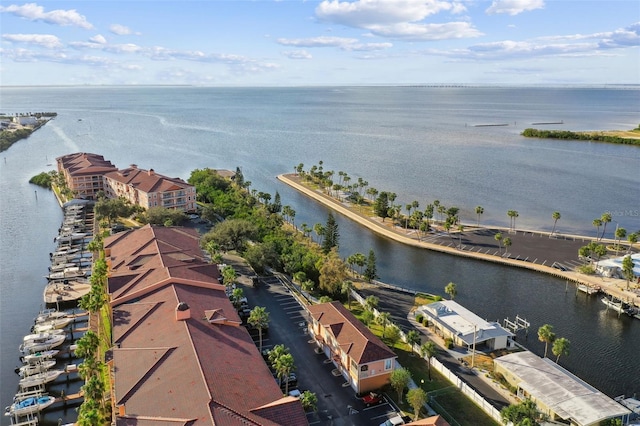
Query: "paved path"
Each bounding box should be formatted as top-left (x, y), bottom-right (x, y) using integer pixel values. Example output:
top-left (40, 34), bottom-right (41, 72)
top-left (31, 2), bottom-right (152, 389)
top-left (277, 173), bottom-right (640, 308)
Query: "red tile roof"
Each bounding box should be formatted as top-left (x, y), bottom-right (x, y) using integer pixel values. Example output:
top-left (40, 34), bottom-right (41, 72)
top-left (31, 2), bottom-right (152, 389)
top-left (56, 152), bottom-right (118, 176)
top-left (109, 225), bottom-right (308, 426)
top-left (104, 165), bottom-right (193, 194)
top-left (308, 301), bottom-right (396, 364)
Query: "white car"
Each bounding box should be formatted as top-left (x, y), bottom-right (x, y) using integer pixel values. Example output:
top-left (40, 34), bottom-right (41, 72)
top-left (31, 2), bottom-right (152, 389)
top-left (379, 414), bottom-right (404, 426)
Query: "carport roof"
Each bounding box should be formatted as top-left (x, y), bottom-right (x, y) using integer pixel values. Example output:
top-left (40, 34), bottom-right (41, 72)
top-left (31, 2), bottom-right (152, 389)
top-left (495, 351), bottom-right (630, 425)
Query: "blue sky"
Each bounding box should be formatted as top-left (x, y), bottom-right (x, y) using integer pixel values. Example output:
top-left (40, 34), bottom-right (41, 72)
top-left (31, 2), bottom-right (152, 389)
top-left (1, 0), bottom-right (639, 86)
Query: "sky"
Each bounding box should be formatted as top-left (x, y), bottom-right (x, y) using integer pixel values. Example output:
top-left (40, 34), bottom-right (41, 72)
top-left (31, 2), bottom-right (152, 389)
top-left (0, 0), bottom-right (639, 86)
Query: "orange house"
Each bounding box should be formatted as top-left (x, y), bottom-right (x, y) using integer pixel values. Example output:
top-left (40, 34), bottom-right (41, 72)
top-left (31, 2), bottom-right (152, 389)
top-left (307, 301), bottom-right (397, 394)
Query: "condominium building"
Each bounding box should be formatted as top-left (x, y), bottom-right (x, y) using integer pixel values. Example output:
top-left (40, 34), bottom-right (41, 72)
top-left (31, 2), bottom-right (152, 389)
top-left (103, 164), bottom-right (197, 212)
top-left (307, 301), bottom-right (397, 394)
top-left (56, 152), bottom-right (118, 200)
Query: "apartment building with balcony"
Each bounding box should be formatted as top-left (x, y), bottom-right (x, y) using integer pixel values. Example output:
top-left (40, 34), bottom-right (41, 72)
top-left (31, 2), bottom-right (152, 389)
top-left (56, 152), bottom-right (118, 200)
top-left (307, 301), bottom-right (397, 394)
top-left (103, 164), bottom-right (197, 213)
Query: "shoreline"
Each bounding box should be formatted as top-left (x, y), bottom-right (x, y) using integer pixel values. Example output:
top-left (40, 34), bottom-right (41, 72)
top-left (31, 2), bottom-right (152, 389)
top-left (277, 173), bottom-right (640, 308)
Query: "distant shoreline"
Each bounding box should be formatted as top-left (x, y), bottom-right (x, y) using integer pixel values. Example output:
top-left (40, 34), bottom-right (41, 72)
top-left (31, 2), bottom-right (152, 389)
top-left (277, 173), bottom-right (639, 308)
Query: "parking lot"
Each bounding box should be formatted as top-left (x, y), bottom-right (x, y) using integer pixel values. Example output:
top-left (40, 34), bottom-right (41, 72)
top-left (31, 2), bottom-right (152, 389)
top-left (240, 274), bottom-right (408, 426)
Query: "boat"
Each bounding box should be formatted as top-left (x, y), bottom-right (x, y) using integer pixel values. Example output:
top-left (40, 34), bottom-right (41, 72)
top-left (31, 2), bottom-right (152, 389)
top-left (32, 317), bottom-right (72, 333)
top-left (34, 309), bottom-right (68, 324)
top-left (19, 334), bottom-right (66, 354)
top-left (21, 350), bottom-right (59, 365)
top-left (601, 296), bottom-right (627, 314)
top-left (4, 395), bottom-right (55, 417)
top-left (18, 370), bottom-right (64, 389)
top-left (577, 284), bottom-right (600, 295)
top-left (23, 331), bottom-right (65, 342)
top-left (16, 360), bottom-right (57, 377)
top-left (625, 306), bottom-right (640, 320)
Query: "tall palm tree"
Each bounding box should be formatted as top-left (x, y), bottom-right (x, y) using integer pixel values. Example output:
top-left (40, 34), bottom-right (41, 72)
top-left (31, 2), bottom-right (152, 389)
top-left (503, 237), bottom-right (512, 255)
top-left (494, 232), bottom-right (503, 254)
top-left (365, 295), bottom-right (379, 311)
top-left (274, 353), bottom-right (296, 395)
top-left (552, 337), bottom-right (570, 363)
top-left (627, 232), bottom-right (638, 254)
top-left (406, 330), bottom-right (421, 353)
top-left (622, 255), bottom-right (635, 291)
top-left (221, 265), bottom-right (237, 291)
top-left (615, 227), bottom-right (627, 255)
top-left (458, 224), bottom-right (464, 248)
top-left (592, 218), bottom-right (602, 239)
top-left (341, 280), bottom-right (354, 308)
top-left (551, 211), bottom-right (561, 235)
top-left (537, 324), bottom-right (556, 358)
top-left (248, 306), bottom-right (269, 354)
top-left (420, 341), bottom-right (437, 381)
top-left (475, 205), bottom-right (484, 227)
top-left (600, 212), bottom-right (612, 240)
top-left (377, 311), bottom-right (391, 337)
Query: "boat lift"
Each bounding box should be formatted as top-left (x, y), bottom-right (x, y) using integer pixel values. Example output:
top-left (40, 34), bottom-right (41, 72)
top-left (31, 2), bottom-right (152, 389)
top-left (503, 315), bottom-right (530, 336)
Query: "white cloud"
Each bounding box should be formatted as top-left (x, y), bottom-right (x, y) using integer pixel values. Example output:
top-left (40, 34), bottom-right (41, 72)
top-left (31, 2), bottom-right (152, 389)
top-left (2, 33), bottom-right (62, 49)
top-left (109, 24), bottom-right (138, 36)
top-left (277, 36), bottom-right (393, 52)
top-left (316, 0), bottom-right (454, 26)
top-left (90, 35), bottom-right (107, 44)
top-left (486, 0), bottom-right (544, 16)
top-left (0, 3), bottom-right (93, 29)
top-left (277, 36), bottom-right (359, 48)
top-left (282, 50), bottom-right (313, 59)
top-left (315, 0), bottom-right (478, 40)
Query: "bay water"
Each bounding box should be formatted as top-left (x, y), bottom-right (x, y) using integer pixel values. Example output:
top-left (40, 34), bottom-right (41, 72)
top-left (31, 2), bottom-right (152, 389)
top-left (1, 86), bottom-right (639, 421)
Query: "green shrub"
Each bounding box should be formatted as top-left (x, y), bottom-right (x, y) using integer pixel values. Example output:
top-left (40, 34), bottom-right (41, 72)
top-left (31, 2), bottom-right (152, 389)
top-left (444, 337), bottom-right (454, 349)
top-left (415, 313), bottom-right (423, 323)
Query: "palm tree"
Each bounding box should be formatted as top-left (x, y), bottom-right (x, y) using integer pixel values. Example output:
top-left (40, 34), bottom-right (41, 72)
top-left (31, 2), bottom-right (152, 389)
top-left (593, 218), bottom-right (603, 239)
top-left (615, 227), bottom-right (627, 255)
top-left (420, 341), bottom-right (437, 381)
top-left (537, 324), bottom-right (556, 358)
top-left (458, 224), bottom-right (464, 248)
top-left (600, 212), bottom-right (612, 240)
top-left (475, 205), bottom-right (484, 227)
top-left (314, 223), bottom-right (325, 245)
top-left (406, 330), bottom-right (421, 353)
top-left (622, 255), bottom-right (635, 291)
top-left (507, 210), bottom-right (519, 232)
top-left (503, 237), bottom-right (512, 256)
top-left (341, 280), bottom-right (354, 309)
top-left (300, 390), bottom-right (318, 412)
top-left (268, 344), bottom-right (290, 368)
top-left (552, 337), bottom-right (570, 363)
top-left (231, 288), bottom-right (245, 309)
top-left (221, 265), bottom-right (237, 291)
top-left (248, 306), bottom-right (269, 354)
top-left (445, 282), bottom-right (457, 300)
top-left (494, 232), bottom-right (503, 254)
top-left (377, 311), bottom-right (391, 337)
top-left (274, 352), bottom-right (295, 394)
top-left (74, 330), bottom-right (99, 359)
top-left (551, 211), bottom-right (561, 235)
top-left (627, 232), bottom-right (638, 254)
top-left (365, 295), bottom-right (379, 311)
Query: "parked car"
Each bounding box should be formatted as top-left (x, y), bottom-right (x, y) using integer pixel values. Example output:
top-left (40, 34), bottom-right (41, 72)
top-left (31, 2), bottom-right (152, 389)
top-left (361, 391), bottom-right (384, 407)
top-left (276, 373), bottom-right (298, 389)
top-left (379, 414), bottom-right (404, 426)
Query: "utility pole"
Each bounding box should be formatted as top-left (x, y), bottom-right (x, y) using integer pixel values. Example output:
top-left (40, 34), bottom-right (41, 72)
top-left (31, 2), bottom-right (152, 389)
top-left (471, 325), bottom-right (477, 368)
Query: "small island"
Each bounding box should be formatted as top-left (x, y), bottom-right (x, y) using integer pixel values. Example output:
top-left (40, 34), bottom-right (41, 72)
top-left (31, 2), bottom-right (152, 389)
top-left (0, 112), bottom-right (57, 152)
top-left (521, 125), bottom-right (640, 146)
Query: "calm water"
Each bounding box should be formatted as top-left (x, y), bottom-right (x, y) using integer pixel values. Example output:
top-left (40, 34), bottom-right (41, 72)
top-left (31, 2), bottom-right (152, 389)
top-left (1, 86), bottom-right (639, 420)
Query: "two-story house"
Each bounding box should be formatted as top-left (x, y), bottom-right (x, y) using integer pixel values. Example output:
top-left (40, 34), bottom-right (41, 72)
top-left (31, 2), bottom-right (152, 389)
top-left (307, 301), bottom-right (397, 394)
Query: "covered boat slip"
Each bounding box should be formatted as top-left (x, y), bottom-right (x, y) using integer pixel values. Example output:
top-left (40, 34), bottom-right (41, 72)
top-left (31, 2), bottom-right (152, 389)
top-left (495, 351), bottom-right (631, 425)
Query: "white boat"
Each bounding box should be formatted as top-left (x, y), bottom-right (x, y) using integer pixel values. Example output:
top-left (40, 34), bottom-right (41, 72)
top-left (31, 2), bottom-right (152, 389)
top-left (4, 395), bottom-right (55, 417)
top-left (32, 317), bottom-right (72, 333)
top-left (16, 360), bottom-right (56, 377)
top-left (21, 350), bottom-right (59, 365)
top-left (19, 334), bottom-right (66, 354)
top-left (577, 284), bottom-right (600, 295)
top-left (18, 370), bottom-right (64, 389)
top-left (34, 309), bottom-right (68, 324)
top-left (601, 297), bottom-right (627, 314)
top-left (23, 331), bottom-right (65, 342)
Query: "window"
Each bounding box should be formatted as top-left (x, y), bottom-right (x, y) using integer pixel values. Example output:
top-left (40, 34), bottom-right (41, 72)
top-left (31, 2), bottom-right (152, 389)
top-left (384, 359), bottom-right (392, 370)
